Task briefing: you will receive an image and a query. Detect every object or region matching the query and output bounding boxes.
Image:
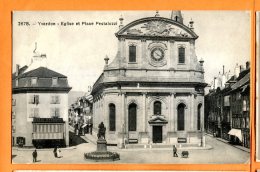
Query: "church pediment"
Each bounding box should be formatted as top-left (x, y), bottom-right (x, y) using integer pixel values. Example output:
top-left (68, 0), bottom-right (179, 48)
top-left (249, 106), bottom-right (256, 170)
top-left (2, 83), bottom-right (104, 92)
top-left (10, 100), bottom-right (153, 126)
top-left (148, 115), bottom-right (168, 125)
top-left (116, 17), bottom-right (198, 39)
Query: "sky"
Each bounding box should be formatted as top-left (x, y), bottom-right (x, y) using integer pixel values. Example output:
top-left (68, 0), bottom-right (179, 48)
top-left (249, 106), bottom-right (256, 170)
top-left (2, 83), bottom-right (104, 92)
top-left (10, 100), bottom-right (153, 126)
top-left (12, 11), bottom-right (250, 92)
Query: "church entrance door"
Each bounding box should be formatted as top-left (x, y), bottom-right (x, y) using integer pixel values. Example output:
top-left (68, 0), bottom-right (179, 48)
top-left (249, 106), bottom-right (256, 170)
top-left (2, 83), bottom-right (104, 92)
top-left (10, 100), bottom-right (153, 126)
top-left (152, 126), bottom-right (162, 143)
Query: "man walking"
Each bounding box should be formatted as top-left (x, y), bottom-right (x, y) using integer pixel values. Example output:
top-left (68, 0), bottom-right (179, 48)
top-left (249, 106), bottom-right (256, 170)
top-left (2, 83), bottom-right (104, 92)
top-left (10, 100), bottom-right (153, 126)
top-left (32, 149), bottom-right (37, 162)
top-left (173, 145), bottom-right (178, 157)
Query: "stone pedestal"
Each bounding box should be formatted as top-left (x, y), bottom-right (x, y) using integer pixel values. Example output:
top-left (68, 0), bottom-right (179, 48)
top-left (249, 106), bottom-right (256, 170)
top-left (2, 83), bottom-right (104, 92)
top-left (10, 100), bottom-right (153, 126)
top-left (84, 138), bottom-right (120, 161)
top-left (97, 138), bottom-right (107, 152)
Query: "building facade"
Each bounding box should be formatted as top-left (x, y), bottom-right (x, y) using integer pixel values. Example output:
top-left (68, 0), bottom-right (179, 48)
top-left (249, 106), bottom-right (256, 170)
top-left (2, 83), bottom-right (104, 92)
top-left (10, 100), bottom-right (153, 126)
top-left (12, 51), bottom-right (72, 148)
top-left (69, 94), bottom-right (93, 135)
top-left (205, 62), bottom-right (250, 148)
top-left (91, 11), bottom-right (207, 147)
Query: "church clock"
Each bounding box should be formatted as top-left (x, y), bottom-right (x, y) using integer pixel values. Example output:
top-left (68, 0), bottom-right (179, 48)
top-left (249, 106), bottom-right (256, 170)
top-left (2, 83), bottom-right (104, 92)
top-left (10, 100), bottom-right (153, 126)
top-left (151, 47), bottom-right (164, 61)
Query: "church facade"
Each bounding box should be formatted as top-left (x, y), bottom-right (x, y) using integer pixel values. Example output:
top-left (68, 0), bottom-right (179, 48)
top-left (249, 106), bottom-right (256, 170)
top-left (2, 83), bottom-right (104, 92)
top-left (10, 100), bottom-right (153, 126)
top-left (91, 11), bottom-right (207, 147)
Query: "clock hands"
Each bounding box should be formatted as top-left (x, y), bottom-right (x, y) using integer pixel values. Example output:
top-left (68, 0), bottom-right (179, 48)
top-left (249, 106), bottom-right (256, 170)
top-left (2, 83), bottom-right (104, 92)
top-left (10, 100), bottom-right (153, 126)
top-left (154, 51), bottom-right (162, 57)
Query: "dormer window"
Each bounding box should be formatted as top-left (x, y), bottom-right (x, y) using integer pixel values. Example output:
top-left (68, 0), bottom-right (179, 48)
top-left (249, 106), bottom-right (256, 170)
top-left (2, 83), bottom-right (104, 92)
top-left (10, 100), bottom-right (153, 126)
top-left (31, 77), bottom-right (37, 86)
top-left (178, 47), bottom-right (185, 64)
top-left (129, 45), bottom-right (136, 62)
top-left (52, 77), bottom-right (58, 86)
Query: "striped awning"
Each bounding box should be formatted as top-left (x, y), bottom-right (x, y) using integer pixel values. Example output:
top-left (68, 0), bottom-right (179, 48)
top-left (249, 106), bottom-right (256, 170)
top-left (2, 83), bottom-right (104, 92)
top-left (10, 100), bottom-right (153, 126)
top-left (32, 132), bottom-right (63, 140)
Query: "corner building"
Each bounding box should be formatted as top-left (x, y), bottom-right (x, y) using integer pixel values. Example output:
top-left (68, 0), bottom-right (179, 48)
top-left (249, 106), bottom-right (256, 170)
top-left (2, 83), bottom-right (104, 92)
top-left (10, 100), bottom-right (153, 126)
top-left (92, 11), bottom-right (207, 147)
top-left (12, 52), bottom-right (71, 148)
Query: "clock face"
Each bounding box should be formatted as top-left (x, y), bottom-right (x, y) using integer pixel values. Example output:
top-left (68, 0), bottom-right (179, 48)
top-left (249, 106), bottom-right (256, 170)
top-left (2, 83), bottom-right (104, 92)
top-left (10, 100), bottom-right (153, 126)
top-left (151, 48), bottom-right (164, 61)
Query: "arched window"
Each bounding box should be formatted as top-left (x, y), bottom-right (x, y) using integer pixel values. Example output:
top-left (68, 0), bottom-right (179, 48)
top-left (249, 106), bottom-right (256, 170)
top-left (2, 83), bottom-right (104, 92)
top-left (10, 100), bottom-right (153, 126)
top-left (129, 45), bottom-right (136, 62)
top-left (109, 104), bottom-right (116, 131)
top-left (154, 101), bottom-right (162, 115)
top-left (177, 103), bottom-right (186, 131)
top-left (128, 103), bottom-right (137, 131)
top-left (178, 47), bottom-right (185, 64)
top-left (198, 104), bottom-right (202, 130)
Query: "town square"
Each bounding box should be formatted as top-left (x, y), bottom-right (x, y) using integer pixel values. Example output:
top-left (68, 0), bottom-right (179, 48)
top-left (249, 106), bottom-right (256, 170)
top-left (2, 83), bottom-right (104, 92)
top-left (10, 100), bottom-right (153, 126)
top-left (11, 11), bottom-right (250, 164)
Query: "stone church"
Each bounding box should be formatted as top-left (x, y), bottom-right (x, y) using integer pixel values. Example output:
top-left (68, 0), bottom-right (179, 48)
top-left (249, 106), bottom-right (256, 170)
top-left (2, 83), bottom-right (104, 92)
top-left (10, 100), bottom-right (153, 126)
top-left (91, 11), bottom-right (207, 148)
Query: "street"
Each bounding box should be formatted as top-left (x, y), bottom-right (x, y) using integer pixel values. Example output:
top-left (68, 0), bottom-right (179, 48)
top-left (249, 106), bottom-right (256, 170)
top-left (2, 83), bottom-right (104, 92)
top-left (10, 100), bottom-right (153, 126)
top-left (12, 135), bottom-right (249, 164)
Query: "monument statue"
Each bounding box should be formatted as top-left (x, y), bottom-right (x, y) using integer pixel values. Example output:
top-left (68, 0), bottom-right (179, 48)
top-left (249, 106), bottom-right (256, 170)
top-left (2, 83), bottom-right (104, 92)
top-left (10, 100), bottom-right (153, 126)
top-left (97, 122), bottom-right (106, 139)
top-left (85, 121), bottom-right (120, 161)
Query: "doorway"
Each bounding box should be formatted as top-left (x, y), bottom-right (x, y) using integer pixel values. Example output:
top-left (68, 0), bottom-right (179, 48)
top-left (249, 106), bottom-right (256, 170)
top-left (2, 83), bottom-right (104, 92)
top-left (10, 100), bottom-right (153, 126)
top-left (153, 126), bottom-right (162, 143)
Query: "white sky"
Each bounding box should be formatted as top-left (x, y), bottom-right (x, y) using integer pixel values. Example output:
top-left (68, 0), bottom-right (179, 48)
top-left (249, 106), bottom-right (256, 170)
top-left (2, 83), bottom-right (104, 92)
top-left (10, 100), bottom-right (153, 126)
top-left (13, 11), bottom-right (250, 91)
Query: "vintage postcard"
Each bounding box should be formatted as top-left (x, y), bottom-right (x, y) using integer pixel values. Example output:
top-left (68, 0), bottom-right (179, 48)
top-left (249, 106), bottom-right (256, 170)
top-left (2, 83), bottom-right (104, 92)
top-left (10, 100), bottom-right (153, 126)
top-left (12, 11), bottom-right (250, 164)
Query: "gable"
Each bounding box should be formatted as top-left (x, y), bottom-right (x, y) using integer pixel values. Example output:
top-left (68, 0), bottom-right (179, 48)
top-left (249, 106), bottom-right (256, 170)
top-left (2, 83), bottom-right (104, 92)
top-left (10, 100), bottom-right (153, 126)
top-left (116, 17), bottom-right (198, 39)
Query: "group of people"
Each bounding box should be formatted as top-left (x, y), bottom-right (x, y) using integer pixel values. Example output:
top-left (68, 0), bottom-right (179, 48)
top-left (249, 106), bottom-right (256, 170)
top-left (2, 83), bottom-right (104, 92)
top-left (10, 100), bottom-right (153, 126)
top-left (32, 146), bottom-right (62, 163)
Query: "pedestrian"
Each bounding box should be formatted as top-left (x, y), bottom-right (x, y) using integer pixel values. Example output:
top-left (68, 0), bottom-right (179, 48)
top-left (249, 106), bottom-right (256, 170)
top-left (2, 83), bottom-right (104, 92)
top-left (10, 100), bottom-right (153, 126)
top-left (53, 146), bottom-right (58, 158)
top-left (32, 149), bottom-right (37, 162)
top-left (57, 146), bottom-right (62, 158)
top-left (173, 145), bottom-right (178, 157)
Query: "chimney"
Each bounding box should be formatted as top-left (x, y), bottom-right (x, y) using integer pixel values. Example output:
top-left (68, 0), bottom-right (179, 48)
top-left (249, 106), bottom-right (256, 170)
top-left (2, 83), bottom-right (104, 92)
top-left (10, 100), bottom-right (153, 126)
top-left (16, 64), bottom-right (20, 77)
top-left (246, 61), bottom-right (250, 69)
top-left (240, 65), bottom-right (245, 73)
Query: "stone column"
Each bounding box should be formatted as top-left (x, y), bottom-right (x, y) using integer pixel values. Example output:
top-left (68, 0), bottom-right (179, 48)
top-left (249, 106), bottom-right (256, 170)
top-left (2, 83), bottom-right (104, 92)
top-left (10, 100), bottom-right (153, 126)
top-left (119, 38), bottom-right (126, 66)
top-left (169, 40), bottom-right (175, 68)
top-left (188, 93), bottom-right (192, 131)
top-left (121, 92), bottom-right (126, 132)
top-left (170, 92), bottom-right (176, 131)
top-left (141, 39), bottom-right (147, 68)
top-left (142, 92), bottom-right (147, 132)
top-left (102, 94), bottom-right (106, 126)
top-left (189, 40), bottom-right (196, 68)
top-left (191, 93), bottom-right (194, 130)
top-left (201, 98), bottom-right (205, 147)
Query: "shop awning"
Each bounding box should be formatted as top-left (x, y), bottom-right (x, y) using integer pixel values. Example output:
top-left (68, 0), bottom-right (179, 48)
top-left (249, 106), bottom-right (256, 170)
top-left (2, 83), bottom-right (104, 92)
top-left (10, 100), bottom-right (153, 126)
top-left (32, 133), bottom-right (63, 140)
top-left (228, 129), bottom-right (242, 141)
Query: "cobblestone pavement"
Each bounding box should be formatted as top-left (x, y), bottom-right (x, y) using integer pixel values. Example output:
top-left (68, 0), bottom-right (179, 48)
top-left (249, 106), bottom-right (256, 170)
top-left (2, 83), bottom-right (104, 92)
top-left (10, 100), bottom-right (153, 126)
top-left (12, 134), bottom-right (249, 164)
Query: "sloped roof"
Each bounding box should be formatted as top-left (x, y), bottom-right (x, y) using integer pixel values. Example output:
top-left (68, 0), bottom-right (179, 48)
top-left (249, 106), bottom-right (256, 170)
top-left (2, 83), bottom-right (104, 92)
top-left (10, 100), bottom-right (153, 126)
top-left (17, 67), bottom-right (67, 78)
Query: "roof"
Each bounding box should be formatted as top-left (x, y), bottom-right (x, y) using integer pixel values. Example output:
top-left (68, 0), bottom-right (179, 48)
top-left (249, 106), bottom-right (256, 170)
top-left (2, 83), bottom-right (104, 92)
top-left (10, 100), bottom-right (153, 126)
top-left (17, 67), bottom-right (67, 79)
top-left (12, 66), bottom-right (71, 92)
top-left (12, 65), bottom-right (28, 79)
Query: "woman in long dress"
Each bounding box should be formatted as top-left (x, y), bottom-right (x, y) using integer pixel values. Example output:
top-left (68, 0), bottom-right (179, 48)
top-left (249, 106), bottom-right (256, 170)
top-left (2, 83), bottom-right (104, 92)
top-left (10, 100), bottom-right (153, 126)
top-left (57, 147), bottom-right (62, 158)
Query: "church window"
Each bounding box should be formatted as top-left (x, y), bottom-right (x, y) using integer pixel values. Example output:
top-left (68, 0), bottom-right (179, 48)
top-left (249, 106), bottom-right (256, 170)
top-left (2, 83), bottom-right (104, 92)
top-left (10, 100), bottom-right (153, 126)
top-left (177, 103), bottom-right (185, 130)
top-left (109, 103), bottom-right (116, 131)
top-left (197, 104), bottom-right (202, 130)
top-left (178, 47), bottom-right (185, 64)
top-left (154, 101), bottom-right (162, 115)
top-left (128, 103), bottom-right (137, 131)
top-left (129, 45), bottom-right (136, 62)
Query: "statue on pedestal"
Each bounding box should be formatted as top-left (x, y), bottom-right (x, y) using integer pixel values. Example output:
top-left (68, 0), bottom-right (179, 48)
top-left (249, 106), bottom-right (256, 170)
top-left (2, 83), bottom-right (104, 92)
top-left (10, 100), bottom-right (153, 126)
top-left (84, 121), bottom-right (120, 161)
top-left (97, 122), bottom-right (106, 139)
